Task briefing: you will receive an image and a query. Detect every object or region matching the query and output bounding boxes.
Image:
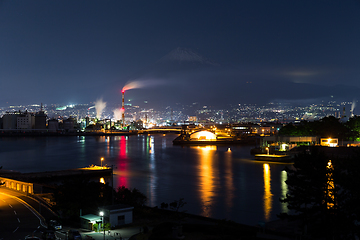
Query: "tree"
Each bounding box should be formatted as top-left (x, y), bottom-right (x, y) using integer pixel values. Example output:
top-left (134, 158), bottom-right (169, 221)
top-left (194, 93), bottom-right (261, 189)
top-left (335, 152), bottom-right (360, 237)
top-left (280, 147), bottom-right (360, 238)
top-left (317, 116), bottom-right (349, 140)
top-left (345, 116), bottom-right (360, 141)
top-left (280, 148), bottom-right (339, 238)
top-left (54, 177), bottom-right (113, 223)
top-left (169, 198), bottom-right (187, 213)
top-left (114, 186), bottom-right (147, 207)
top-left (278, 116), bottom-right (353, 141)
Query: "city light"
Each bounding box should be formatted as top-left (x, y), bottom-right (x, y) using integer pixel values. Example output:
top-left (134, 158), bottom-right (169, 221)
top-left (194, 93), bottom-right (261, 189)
top-left (101, 157), bottom-right (104, 168)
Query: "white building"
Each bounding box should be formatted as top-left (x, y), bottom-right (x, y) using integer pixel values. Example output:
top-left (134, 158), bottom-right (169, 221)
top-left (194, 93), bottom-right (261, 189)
top-left (99, 204), bottom-right (134, 227)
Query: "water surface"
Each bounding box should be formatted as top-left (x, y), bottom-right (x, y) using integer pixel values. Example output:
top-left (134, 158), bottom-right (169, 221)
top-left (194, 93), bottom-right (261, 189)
top-left (0, 134), bottom-right (290, 225)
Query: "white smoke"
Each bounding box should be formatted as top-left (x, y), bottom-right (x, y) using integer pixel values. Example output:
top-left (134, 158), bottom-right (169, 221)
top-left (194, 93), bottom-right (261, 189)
top-left (122, 79), bottom-right (166, 91)
top-left (351, 100), bottom-right (356, 112)
top-left (113, 108), bottom-right (123, 121)
top-left (94, 98), bottom-right (106, 119)
top-left (351, 99), bottom-right (356, 117)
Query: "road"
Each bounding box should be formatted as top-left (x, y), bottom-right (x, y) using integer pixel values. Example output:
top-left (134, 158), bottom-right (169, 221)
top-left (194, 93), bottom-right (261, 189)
top-left (0, 187), bottom-right (140, 240)
top-left (0, 187), bottom-right (57, 240)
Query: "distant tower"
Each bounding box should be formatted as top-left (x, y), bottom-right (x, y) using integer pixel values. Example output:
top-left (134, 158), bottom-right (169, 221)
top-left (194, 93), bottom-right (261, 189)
top-left (122, 90), bottom-right (125, 128)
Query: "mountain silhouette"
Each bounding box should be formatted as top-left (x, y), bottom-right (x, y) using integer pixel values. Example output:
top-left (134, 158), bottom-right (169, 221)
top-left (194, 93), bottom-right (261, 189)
top-left (105, 48), bottom-right (360, 110)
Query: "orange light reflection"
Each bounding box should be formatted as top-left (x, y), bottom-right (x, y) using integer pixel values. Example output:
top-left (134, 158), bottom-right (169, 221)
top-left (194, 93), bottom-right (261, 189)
top-left (224, 149), bottom-right (234, 210)
top-left (326, 160), bottom-right (335, 209)
top-left (195, 145), bottom-right (217, 217)
top-left (263, 163), bottom-right (273, 222)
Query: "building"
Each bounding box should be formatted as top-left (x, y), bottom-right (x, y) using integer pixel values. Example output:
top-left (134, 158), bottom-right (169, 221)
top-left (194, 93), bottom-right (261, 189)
top-left (2, 113), bottom-right (19, 129)
top-left (48, 119), bottom-right (59, 132)
top-left (320, 138), bottom-right (338, 147)
top-left (99, 204), bottom-right (134, 228)
top-left (63, 117), bottom-right (76, 132)
top-left (80, 214), bottom-right (102, 231)
top-left (35, 109), bottom-right (47, 130)
top-left (263, 135), bottom-right (318, 151)
top-left (17, 112), bottom-right (35, 130)
top-left (190, 130), bottom-right (217, 141)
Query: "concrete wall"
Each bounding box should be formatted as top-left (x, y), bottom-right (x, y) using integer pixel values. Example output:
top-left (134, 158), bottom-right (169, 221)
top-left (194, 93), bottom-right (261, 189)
top-left (0, 177), bottom-right (34, 194)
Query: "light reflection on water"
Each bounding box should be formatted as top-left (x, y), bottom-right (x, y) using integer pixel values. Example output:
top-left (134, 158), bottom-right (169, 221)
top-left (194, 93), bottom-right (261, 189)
top-left (195, 145), bottom-right (217, 217)
top-left (281, 170), bottom-right (289, 214)
top-left (224, 149), bottom-right (235, 215)
top-left (149, 136), bottom-right (157, 206)
top-left (263, 163), bottom-right (273, 221)
top-left (0, 134), bottom-right (291, 226)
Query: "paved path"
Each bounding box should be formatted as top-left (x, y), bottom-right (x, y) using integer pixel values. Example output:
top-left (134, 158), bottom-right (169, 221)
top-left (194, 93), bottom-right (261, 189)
top-left (81, 226), bottom-right (142, 240)
top-left (55, 226), bottom-right (142, 240)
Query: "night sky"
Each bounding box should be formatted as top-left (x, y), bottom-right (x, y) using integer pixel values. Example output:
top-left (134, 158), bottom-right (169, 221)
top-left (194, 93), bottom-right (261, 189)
top-left (1, 1), bottom-right (360, 108)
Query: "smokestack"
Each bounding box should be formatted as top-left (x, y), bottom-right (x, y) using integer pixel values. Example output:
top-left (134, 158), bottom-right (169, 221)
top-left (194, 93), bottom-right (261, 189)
top-left (122, 90), bottom-right (125, 128)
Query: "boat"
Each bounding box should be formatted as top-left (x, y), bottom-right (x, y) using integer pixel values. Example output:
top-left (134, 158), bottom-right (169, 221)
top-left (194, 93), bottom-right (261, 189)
top-left (254, 154), bottom-right (293, 163)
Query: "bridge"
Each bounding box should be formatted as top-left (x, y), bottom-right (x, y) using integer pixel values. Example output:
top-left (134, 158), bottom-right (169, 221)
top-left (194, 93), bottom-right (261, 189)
top-left (138, 127), bottom-right (182, 134)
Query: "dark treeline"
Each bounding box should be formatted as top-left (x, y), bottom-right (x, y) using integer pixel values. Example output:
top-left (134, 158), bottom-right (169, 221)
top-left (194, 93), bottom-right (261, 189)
top-left (279, 116), bottom-right (360, 141)
top-left (281, 147), bottom-right (360, 239)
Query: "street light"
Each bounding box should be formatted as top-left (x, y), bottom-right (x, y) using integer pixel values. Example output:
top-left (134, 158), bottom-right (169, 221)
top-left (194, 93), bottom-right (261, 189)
top-left (101, 157), bottom-right (104, 168)
top-left (99, 211), bottom-right (105, 240)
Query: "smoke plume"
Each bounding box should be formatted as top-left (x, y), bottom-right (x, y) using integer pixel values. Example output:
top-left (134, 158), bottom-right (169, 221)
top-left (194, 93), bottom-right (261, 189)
top-left (113, 108), bottom-right (122, 121)
top-left (94, 98), bottom-right (106, 119)
top-left (122, 79), bottom-right (165, 92)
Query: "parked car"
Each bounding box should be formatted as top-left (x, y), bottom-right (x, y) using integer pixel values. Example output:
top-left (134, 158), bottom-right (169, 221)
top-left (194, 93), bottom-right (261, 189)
top-left (68, 230), bottom-right (82, 240)
top-left (48, 219), bottom-right (62, 230)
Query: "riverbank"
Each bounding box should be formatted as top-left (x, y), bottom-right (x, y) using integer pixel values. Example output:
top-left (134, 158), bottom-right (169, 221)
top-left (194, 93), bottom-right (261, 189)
top-left (0, 130), bottom-right (137, 137)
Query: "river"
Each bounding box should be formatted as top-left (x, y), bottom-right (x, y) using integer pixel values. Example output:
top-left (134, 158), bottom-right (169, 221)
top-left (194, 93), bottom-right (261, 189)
top-left (0, 134), bottom-right (290, 226)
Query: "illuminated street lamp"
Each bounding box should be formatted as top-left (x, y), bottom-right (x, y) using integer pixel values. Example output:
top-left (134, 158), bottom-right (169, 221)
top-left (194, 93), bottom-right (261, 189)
top-left (99, 211), bottom-right (105, 240)
top-left (101, 157), bottom-right (104, 168)
top-left (266, 147), bottom-right (269, 155)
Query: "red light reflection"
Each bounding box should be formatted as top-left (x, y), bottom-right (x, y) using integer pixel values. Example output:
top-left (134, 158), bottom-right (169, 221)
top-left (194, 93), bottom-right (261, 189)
top-left (118, 136), bottom-right (128, 187)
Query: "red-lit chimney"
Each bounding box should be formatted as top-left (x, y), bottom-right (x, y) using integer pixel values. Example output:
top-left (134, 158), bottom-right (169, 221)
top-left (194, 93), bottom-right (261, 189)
top-left (122, 89), bottom-right (125, 128)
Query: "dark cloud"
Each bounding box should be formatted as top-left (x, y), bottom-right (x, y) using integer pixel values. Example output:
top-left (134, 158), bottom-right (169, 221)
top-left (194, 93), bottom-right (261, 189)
top-left (1, 1), bottom-right (360, 107)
